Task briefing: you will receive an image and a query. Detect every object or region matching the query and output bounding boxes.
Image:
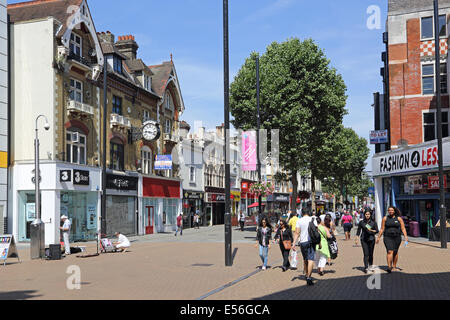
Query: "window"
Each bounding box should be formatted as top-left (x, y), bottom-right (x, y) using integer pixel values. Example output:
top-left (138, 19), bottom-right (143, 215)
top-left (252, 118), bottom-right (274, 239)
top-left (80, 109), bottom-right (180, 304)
top-left (113, 56), bottom-right (123, 74)
top-left (70, 79), bottom-right (83, 102)
top-left (143, 110), bottom-right (150, 122)
top-left (422, 63), bottom-right (447, 95)
top-left (112, 96), bottom-right (122, 115)
top-left (66, 131), bottom-right (86, 165)
top-left (165, 92), bottom-right (173, 110)
top-left (421, 15), bottom-right (447, 39)
top-left (141, 147), bottom-right (152, 175)
top-left (144, 75), bottom-right (151, 91)
top-left (70, 33), bottom-right (82, 56)
top-left (164, 119), bottom-right (171, 134)
top-left (190, 166), bottom-right (195, 183)
top-left (110, 142), bottom-right (124, 171)
top-left (423, 110), bottom-right (450, 141)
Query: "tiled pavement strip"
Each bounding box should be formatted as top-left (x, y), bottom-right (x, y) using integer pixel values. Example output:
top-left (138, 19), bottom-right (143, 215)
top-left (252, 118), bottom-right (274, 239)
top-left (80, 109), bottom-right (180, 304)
top-left (1, 225), bottom-right (449, 300)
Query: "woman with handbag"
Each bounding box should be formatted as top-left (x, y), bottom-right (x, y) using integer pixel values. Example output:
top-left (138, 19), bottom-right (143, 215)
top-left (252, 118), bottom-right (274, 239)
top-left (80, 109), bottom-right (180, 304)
top-left (274, 219), bottom-right (293, 272)
top-left (315, 216), bottom-right (332, 276)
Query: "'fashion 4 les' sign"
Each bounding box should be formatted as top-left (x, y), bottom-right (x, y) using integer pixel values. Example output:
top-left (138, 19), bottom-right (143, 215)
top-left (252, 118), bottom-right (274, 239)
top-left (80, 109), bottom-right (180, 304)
top-left (372, 141), bottom-right (450, 176)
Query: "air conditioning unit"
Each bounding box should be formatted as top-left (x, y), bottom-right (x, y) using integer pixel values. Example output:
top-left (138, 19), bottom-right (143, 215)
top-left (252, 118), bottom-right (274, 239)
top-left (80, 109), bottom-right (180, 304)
top-left (72, 132), bottom-right (79, 143)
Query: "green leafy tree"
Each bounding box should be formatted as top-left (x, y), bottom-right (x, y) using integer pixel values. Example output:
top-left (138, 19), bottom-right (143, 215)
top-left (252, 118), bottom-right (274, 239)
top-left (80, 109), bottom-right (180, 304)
top-left (230, 38), bottom-right (347, 210)
top-left (321, 127), bottom-right (370, 208)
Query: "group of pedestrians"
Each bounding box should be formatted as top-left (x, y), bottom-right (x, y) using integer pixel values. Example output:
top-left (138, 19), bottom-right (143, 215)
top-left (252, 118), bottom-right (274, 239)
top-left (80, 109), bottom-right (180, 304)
top-left (255, 205), bottom-right (410, 285)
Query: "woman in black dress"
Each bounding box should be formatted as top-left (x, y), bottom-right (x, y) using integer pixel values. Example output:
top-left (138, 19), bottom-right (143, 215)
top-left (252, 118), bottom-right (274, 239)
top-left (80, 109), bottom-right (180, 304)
top-left (376, 206), bottom-right (408, 273)
top-left (274, 219), bottom-right (293, 272)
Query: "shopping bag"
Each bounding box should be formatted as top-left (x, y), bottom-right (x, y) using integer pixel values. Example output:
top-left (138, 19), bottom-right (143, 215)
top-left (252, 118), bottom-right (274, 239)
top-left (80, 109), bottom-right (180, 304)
top-left (290, 250), bottom-right (298, 268)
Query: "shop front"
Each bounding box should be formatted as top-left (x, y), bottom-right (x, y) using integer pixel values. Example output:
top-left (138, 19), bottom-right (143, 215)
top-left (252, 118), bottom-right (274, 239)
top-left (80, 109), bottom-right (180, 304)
top-left (240, 181), bottom-right (257, 216)
top-left (205, 187), bottom-right (225, 225)
top-left (372, 139), bottom-right (450, 238)
top-left (182, 191), bottom-right (204, 228)
top-left (266, 193), bottom-right (290, 214)
top-left (141, 176), bottom-right (181, 234)
top-left (12, 162), bottom-right (101, 245)
top-left (105, 173), bottom-right (139, 237)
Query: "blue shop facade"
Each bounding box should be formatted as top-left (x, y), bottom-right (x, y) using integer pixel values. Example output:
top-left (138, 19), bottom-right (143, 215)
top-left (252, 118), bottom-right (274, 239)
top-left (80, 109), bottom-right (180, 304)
top-left (372, 138), bottom-right (450, 238)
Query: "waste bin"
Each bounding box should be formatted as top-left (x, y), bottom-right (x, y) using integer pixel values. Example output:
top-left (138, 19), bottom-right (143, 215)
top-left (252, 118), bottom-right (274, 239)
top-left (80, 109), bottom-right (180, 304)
top-left (409, 221), bottom-right (420, 237)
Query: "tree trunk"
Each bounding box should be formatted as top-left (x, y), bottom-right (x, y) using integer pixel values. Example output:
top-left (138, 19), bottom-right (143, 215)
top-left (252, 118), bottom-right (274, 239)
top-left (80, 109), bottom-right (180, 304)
top-left (311, 172), bottom-right (316, 214)
top-left (291, 170), bottom-right (298, 212)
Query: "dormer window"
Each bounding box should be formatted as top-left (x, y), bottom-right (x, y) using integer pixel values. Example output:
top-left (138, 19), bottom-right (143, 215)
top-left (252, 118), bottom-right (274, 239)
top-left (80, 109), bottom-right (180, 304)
top-left (113, 56), bottom-right (123, 74)
top-left (144, 74), bottom-right (151, 91)
top-left (70, 33), bottom-right (82, 57)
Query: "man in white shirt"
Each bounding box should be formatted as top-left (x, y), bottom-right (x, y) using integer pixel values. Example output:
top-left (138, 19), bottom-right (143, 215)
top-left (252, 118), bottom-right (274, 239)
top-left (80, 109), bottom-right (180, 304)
top-left (114, 232), bottom-right (130, 253)
top-left (60, 215), bottom-right (71, 255)
top-left (293, 209), bottom-right (317, 286)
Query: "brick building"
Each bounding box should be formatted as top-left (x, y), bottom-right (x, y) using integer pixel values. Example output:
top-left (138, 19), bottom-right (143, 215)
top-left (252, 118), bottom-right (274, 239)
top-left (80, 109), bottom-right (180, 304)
top-left (372, 0), bottom-right (450, 239)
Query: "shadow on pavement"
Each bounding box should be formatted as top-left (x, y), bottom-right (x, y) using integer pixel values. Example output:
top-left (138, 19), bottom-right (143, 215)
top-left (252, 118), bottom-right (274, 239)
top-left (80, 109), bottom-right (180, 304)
top-left (255, 271), bottom-right (450, 300)
top-left (232, 248), bottom-right (238, 264)
top-left (0, 290), bottom-right (42, 300)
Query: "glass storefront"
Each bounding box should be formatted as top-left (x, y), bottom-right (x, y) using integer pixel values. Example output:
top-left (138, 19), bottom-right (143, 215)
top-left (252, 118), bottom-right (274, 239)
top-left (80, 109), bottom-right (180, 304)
top-left (163, 198), bottom-right (179, 226)
top-left (18, 191), bottom-right (38, 242)
top-left (106, 196), bottom-right (137, 236)
top-left (60, 191), bottom-right (98, 242)
top-left (383, 178), bottom-right (392, 216)
top-left (399, 171), bottom-right (450, 195)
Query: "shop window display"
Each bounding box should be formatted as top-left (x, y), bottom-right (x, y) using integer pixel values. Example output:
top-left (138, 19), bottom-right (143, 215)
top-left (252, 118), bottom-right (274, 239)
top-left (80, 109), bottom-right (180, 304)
top-left (61, 191), bottom-right (98, 241)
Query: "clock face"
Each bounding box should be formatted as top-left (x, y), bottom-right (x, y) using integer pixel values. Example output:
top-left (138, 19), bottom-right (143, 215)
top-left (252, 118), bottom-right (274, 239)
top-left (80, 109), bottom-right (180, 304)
top-left (143, 123), bottom-right (158, 141)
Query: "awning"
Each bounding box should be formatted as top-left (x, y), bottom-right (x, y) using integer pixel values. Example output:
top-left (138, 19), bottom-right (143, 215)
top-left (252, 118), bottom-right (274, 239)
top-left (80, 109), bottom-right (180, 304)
top-left (248, 202), bottom-right (266, 208)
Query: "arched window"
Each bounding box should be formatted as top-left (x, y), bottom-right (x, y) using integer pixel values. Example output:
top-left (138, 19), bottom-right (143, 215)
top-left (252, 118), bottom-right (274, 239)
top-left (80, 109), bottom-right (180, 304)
top-left (141, 146), bottom-right (152, 175)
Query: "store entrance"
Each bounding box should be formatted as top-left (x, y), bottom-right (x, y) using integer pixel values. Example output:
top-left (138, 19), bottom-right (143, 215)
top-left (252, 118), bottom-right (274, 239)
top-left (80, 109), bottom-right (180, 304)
top-left (418, 200), bottom-right (435, 238)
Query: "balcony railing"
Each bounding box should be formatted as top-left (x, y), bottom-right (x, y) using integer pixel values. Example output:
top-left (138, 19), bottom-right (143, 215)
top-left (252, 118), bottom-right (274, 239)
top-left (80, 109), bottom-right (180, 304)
top-left (163, 133), bottom-right (178, 144)
top-left (67, 100), bottom-right (94, 117)
top-left (68, 53), bottom-right (93, 68)
top-left (110, 113), bottom-right (131, 129)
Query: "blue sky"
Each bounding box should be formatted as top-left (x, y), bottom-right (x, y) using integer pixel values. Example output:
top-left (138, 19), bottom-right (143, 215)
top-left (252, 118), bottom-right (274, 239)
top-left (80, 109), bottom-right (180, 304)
top-left (8, 0), bottom-right (388, 170)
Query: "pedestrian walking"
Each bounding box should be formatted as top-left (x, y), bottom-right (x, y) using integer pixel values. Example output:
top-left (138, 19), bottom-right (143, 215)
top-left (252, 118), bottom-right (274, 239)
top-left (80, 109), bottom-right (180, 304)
top-left (355, 211), bottom-right (379, 273)
top-left (60, 215), bottom-right (71, 255)
top-left (193, 212), bottom-right (199, 229)
top-left (288, 212), bottom-right (298, 234)
top-left (341, 211), bottom-right (353, 241)
top-left (274, 219), bottom-right (293, 272)
top-left (293, 209), bottom-right (318, 286)
top-left (255, 217), bottom-right (272, 270)
top-left (175, 213), bottom-right (183, 236)
top-left (315, 216), bottom-right (332, 276)
top-left (376, 206), bottom-right (408, 273)
top-left (239, 210), bottom-right (246, 231)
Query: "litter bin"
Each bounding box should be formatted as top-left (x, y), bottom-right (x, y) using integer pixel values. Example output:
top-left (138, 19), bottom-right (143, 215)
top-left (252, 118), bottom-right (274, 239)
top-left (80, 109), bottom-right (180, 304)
top-left (409, 221), bottom-right (420, 237)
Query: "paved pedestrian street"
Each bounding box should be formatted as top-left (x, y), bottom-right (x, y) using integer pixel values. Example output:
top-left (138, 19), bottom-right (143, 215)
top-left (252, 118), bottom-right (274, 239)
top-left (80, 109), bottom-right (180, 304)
top-left (0, 226), bottom-right (449, 300)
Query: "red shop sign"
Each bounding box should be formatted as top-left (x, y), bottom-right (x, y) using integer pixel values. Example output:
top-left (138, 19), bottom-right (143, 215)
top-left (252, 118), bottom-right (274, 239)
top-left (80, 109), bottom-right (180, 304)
top-left (427, 176), bottom-right (447, 190)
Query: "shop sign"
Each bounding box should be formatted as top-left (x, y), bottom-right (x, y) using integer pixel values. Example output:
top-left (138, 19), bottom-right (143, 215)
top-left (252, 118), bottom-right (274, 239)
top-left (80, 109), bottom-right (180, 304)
top-left (427, 176), bottom-right (447, 190)
top-left (0, 235), bottom-right (19, 264)
top-left (60, 170), bottom-right (72, 182)
top-left (73, 170), bottom-right (90, 185)
top-left (241, 182), bottom-right (249, 192)
top-left (154, 155), bottom-right (172, 170)
top-left (370, 130), bottom-right (388, 144)
top-left (184, 192), bottom-right (203, 200)
top-left (373, 142), bottom-right (450, 176)
top-left (107, 174), bottom-right (138, 191)
top-left (274, 194), bottom-right (289, 202)
top-left (207, 193), bottom-right (225, 202)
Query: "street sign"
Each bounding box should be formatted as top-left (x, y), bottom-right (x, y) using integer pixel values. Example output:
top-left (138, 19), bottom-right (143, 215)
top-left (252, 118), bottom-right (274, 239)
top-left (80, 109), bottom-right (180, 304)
top-left (154, 155), bottom-right (172, 170)
top-left (370, 130), bottom-right (388, 144)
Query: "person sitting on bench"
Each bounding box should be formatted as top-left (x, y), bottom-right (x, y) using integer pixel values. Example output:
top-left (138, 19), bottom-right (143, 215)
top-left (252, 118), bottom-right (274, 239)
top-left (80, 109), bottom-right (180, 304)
top-left (113, 232), bottom-right (130, 253)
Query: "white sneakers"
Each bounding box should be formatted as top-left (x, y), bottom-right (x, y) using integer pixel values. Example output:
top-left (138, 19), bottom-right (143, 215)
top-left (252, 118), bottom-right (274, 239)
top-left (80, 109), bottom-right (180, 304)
top-left (262, 266), bottom-right (266, 270)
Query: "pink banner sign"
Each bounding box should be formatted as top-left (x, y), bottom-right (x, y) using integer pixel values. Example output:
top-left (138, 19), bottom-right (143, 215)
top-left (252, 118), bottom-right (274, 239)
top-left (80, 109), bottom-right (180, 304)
top-left (242, 131), bottom-right (256, 171)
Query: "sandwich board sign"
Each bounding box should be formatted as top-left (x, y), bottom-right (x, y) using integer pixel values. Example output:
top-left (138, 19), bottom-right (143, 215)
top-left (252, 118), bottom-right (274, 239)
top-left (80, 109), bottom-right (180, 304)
top-left (0, 235), bottom-right (20, 266)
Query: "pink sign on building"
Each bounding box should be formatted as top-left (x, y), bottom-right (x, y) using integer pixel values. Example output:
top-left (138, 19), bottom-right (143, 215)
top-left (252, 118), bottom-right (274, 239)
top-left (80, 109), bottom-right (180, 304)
top-left (242, 131), bottom-right (256, 171)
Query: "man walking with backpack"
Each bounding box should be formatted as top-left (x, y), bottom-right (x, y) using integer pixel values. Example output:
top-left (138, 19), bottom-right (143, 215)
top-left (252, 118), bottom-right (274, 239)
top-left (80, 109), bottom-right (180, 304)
top-left (293, 209), bottom-right (320, 286)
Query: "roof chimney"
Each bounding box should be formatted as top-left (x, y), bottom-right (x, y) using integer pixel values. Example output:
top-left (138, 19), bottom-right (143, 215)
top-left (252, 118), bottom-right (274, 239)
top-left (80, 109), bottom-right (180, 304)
top-left (97, 31), bottom-right (115, 44)
top-left (115, 34), bottom-right (138, 60)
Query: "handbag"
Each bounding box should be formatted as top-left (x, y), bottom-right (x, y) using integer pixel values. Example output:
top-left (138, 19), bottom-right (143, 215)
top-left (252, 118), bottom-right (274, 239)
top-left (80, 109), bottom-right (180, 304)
top-left (319, 228), bottom-right (338, 259)
top-left (281, 230), bottom-right (292, 250)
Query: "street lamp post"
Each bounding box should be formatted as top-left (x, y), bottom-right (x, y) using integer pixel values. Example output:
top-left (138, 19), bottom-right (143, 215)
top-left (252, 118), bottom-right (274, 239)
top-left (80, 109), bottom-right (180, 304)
top-left (256, 55), bottom-right (262, 222)
top-left (30, 115), bottom-right (50, 259)
top-left (223, 0), bottom-right (232, 266)
top-left (434, 0), bottom-right (447, 249)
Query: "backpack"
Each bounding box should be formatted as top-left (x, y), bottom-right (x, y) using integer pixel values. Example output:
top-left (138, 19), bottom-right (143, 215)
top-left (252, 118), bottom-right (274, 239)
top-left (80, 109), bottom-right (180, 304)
top-left (308, 219), bottom-right (321, 246)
